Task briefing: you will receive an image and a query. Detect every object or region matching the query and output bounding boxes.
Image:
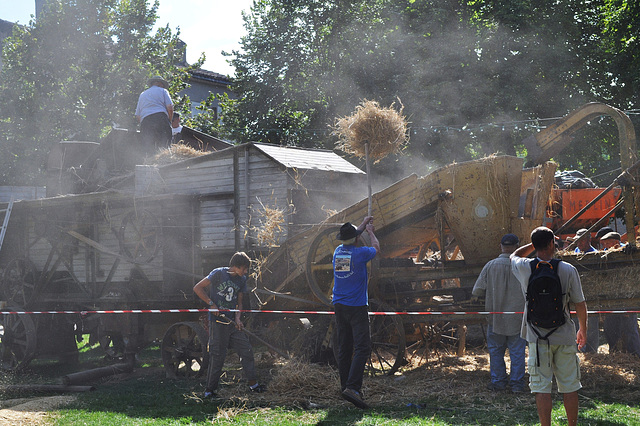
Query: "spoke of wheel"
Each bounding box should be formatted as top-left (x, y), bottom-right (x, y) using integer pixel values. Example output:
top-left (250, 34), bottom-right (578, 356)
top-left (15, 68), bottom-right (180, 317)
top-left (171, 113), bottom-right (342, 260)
top-left (130, 219), bottom-right (142, 237)
top-left (377, 345), bottom-right (395, 369)
top-left (1, 313), bottom-right (36, 370)
top-left (372, 347), bottom-right (388, 374)
top-left (185, 328), bottom-right (196, 343)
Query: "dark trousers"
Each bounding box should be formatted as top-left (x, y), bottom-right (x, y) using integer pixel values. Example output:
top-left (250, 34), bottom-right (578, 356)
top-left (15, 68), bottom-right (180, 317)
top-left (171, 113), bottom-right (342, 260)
top-left (206, 319), bottom-right (257, 392)
top-left (140, 112), bottom-right (171, 152)
top-left (334, 303), bottom-right (371, 393)
top-left (604, 314), bottom-right (640, 356)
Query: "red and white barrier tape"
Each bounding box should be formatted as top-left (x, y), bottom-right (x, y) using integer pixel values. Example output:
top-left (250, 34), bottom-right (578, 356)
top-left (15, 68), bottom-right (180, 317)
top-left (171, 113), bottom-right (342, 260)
top-left (0, 308), bottom-right (638, 316)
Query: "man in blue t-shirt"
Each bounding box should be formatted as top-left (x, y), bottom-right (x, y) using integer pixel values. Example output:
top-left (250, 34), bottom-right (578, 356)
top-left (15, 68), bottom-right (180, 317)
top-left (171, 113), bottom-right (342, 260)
top-left (194, 252), bottom-right (266, 399)
top-left (332, 216), bottom-right (379, 409)
top-left (572, 228), bottom-right (596, 253)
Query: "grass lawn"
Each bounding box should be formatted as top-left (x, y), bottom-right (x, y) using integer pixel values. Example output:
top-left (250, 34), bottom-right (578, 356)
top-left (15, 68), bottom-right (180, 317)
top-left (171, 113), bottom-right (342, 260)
top-left (1, 337), bottom-right (639, 425)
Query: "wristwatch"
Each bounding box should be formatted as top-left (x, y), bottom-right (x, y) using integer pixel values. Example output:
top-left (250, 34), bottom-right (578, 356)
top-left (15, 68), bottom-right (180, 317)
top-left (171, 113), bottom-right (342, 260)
top-left (208, 300), bottom-right (214, 306)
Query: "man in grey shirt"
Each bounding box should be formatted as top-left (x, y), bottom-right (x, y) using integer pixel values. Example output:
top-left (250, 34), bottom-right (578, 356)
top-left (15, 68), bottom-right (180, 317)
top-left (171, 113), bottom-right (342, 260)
top-left (473, 233), bottom-right (526, 393)
top-left (135, 76), bottom-right (174, 153)
top-left (511, 226), bottom-right (587, 426)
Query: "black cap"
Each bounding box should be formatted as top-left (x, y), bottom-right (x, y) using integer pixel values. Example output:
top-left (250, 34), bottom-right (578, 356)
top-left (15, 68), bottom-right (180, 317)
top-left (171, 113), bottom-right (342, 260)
top-left (336, 222), bottom-right (363, 240)
top-left (595, 226), bottom-right (614, 240)
top-left (500, 233), bottom-right (519, 246)
top-left (600, 231), bottom-right (621, 241)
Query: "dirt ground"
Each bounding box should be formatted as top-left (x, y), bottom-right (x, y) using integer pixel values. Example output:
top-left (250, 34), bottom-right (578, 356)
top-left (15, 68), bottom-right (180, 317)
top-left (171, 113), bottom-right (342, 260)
top-left (212, 345), bottom-right (640, 410)
top-left (0, 395), bottom-right (77, 425)
top-left (0, 346), bottom-right (638, 424)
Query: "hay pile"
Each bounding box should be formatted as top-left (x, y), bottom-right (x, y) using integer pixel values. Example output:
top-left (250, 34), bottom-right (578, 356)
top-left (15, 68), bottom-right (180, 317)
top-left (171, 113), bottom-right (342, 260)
top-left (147, 143), bottom-right (208, 165)
top-left (213, 345), bottom-right (640, 409)
top-left (333, 99), bottom-right (408, 162)
top-left (577, 263), bottom-right (640, 300)
top-left (226, 351), bottom-right (515, 409)
top-left (267, 358), bottom-right (340, 401)
top-left (580, 352), bottom-right (640, 402)
top-left (250, 199), bottom-right (287, 247)
top-left (190, 344), bottom-right (640, 426)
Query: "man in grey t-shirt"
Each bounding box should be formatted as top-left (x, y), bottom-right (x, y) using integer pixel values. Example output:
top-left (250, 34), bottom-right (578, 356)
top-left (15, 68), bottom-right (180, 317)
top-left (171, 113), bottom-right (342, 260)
top-left (135, 76), bottom-right (173, 153)
top-left (511, 226), bottom-right (587, 426)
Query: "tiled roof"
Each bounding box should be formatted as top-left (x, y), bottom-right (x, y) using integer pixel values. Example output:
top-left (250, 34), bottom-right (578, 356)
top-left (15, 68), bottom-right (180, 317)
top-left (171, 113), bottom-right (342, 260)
top-left (189, 69), bottom-right (232, 86)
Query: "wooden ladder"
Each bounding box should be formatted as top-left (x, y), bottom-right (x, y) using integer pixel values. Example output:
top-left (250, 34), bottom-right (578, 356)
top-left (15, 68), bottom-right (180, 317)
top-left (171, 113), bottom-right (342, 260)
top-left (0, 197), bottom-right (14, 253)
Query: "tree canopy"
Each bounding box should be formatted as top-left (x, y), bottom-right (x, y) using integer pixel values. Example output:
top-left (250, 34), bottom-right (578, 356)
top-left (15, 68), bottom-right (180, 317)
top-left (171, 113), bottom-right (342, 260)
top-left (0, 0), bottom-right (202, 185)
top-left (222, 0), bottom-right (640, 185)
top-left (2, 0), bottom-right (639, 187)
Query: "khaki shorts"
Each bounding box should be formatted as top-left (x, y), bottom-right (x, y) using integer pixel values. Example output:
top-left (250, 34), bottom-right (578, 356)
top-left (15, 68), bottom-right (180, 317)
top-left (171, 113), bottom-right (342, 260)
top-left (528, 342), bottom-right (582, 394)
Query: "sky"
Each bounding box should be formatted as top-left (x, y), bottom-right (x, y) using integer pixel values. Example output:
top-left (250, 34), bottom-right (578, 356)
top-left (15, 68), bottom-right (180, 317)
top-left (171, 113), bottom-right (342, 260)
top-left (0, 0), bottom-right (253, 76)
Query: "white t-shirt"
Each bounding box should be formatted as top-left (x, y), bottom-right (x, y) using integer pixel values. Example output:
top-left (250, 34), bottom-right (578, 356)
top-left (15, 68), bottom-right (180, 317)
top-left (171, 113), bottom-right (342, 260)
top-left (510, 255), bottom-right (586, 345)
top-left (135, 86), bottom-right (173, 121)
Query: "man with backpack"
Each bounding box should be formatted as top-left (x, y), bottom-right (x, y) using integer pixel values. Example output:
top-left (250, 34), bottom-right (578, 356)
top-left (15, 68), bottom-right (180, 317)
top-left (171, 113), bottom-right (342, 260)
top-left (510, 226), bottom-right (587, 426)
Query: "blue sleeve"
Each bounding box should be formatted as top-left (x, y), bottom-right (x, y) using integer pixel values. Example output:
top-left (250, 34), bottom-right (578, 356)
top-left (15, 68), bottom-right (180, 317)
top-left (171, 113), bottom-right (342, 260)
top-left (207, 268), bottom-right (219, 283)
top-left (365, 246), bottom-right (377, 261)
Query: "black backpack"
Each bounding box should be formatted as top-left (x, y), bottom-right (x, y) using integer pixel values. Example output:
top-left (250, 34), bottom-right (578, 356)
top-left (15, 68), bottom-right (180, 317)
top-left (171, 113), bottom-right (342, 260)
top-left (526, 258), bottom-right (566, 365)
top-left (526, 258), bottom-right (566, 329)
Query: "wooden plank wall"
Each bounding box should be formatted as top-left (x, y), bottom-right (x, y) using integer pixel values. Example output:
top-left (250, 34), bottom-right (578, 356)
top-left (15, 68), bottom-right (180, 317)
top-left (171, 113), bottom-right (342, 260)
top-left (157, 147), bottom-right (290, 252)
top-left (246, 149), bottom-right (291, 248)
top-left (24, 203), bottom-right (164, 293)
top-left (289, 169), bottom-right (367, 229)
top-left (143, 145), bottom-right (365, 253)
top-left (200, 197), bottom-right (235, 250)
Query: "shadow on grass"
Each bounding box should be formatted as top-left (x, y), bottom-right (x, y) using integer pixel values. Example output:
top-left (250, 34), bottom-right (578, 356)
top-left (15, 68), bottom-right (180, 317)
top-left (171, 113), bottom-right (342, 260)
top-left (315, 407), bottom-right (365, 425)
top-left (2, 343), bottom-right (639, 426)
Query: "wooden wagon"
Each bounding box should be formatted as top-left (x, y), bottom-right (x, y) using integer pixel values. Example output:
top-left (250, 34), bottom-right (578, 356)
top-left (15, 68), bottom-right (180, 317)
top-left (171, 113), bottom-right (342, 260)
top-left (0, 139), bottom-right (367, 374)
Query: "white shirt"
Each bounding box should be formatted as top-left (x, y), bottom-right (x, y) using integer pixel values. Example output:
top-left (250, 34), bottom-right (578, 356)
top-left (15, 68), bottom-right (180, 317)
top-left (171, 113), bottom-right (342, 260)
top-left (510, 255), bottom-right (586, 345)
top-left (135, 86), bottom-right (173, 121)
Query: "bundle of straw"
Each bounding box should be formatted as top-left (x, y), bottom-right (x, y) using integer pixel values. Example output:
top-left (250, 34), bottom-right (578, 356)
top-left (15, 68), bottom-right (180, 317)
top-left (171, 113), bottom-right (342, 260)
top-left (147, 143), bottom-right (207, 165)
top-left (251, 199), bottom-right (286, 247)
top-left (333, 99), bottom-right (408, 162)
top-left (267, 358), bottom-right (339, 400)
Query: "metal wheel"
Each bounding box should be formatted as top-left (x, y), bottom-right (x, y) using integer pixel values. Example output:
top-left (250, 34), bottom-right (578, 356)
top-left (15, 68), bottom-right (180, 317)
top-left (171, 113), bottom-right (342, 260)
top-left (0, 311), bottom-right (37, 371)
top-left (118, 209), bottom-right (160, 263)
top-left (305, 227), bottom-right (338, 305)
top-left (404, 321), bottom-right (460, 368)
top-left (2, 258), bottom-right (38, 307)
top-left (161, 321), bottom-right (209, 379)
top-left (367, 301), bottom-right (406, 376)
